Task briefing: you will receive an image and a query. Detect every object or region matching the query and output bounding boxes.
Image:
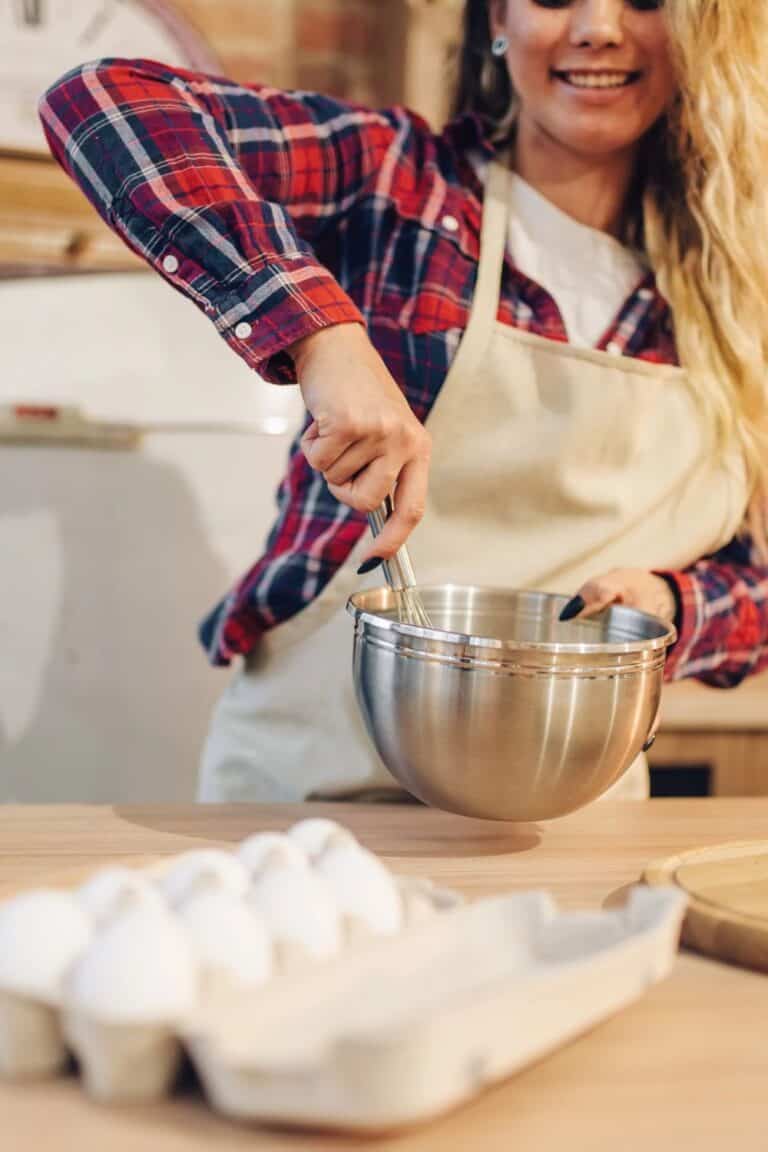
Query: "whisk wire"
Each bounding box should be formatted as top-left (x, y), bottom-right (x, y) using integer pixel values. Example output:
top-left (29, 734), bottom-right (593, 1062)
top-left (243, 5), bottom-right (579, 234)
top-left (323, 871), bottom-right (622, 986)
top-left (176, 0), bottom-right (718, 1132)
top-left (367, 496), bottom-right (434, 629)
top-left (393, 586), bottom-right (433, 628)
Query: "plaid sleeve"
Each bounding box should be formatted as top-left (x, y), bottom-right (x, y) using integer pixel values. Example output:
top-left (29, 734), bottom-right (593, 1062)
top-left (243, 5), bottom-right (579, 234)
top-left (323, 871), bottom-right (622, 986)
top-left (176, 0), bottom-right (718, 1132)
top-left (38, 58), bottom-right (404, 381)
top-left (655, 530), bottom-right (768, 686)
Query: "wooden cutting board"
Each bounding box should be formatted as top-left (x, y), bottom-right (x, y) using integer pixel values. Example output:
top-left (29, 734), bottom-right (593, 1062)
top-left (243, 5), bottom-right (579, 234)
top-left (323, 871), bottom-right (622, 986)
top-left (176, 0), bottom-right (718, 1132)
top-left (644, 841), bottom-right (768, 973)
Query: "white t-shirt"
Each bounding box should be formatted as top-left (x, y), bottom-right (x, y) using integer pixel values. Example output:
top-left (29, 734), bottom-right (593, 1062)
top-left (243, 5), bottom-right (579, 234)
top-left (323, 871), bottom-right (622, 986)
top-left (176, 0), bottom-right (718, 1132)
top-left (507, 172), bottom-right (647, 349)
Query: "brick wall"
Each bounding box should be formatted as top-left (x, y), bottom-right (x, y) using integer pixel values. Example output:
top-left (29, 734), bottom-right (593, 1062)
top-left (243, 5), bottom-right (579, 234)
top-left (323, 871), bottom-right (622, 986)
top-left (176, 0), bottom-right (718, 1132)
top-left (174, 0), bottom-right (462, 121)
top-left (174, 0), bottom-right (406, 105)
top-left (295, 0), bottom-right (400, 105)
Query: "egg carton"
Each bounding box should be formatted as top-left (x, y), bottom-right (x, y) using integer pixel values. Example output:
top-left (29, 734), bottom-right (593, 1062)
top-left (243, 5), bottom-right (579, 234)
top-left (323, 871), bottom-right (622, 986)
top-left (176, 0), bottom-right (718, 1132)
top-left (0, 819), bottom-right (459, 1095)
top-left (185, 885), bottom-right (687, 1132)
top-left (0, 820), bottom-right (687, 1132)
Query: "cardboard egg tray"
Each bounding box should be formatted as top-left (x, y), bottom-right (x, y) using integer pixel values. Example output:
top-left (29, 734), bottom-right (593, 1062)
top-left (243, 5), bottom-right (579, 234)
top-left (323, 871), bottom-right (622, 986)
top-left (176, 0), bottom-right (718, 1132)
top-left (0, 824), bottom-right (686, 1132)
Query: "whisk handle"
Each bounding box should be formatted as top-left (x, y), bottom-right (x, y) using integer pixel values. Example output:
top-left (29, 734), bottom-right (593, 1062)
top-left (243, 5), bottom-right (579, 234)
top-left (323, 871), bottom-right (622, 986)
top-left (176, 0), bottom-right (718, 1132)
top-left (367, 495), bottom-right (417, 591)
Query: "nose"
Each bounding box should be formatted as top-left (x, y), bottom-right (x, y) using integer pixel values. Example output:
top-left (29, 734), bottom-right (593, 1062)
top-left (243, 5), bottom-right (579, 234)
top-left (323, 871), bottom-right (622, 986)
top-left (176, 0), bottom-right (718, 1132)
top-left (569, 0), bottom-right (624, 49)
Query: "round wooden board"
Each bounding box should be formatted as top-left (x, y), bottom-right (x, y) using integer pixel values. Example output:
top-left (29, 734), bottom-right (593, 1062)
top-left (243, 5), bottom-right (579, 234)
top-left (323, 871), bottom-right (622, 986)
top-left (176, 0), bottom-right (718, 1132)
top-left (644, 841), bottom-right (768, 973)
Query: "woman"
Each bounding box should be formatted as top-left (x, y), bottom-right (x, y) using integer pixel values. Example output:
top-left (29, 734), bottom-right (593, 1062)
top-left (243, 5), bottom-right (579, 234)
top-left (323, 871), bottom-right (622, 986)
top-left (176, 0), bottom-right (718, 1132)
top-left (40, 0), bottom-right (768, 803)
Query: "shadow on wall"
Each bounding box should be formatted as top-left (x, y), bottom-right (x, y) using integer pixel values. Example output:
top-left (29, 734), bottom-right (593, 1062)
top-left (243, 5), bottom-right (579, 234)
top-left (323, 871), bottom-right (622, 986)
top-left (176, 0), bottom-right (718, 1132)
top-left (0, 442), bottom-right (232, 803)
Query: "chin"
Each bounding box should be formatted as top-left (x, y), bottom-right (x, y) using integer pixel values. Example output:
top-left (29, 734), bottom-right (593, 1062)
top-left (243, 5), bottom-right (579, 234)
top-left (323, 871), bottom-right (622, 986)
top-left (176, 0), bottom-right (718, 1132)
top-left (569, 137), bottom-right (640, 157)
top-left (554, 124), bottom-right (646, 159)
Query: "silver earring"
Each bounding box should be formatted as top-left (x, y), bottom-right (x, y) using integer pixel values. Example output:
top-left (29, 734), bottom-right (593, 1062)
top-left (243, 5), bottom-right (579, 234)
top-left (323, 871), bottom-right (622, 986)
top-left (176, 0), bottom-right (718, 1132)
top-left (491, 34), bottom-right (509, 58)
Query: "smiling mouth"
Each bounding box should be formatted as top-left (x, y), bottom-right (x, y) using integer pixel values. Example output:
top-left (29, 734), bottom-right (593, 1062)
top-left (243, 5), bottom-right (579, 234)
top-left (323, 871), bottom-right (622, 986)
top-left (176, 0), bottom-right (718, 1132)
top-left (552, 70), bottom-right (641, 89)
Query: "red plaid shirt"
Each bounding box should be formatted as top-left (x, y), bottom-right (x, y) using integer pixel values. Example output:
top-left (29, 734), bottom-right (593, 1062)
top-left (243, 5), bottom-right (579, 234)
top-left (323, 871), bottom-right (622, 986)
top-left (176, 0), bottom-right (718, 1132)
top-left (40, 57), bottom-right (768, 686)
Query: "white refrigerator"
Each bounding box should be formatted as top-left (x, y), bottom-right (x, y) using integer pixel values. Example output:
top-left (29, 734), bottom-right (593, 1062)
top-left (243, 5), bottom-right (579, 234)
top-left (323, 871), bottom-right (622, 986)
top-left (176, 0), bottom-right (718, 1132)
top-left (0, 272), bottom-right (304, 801)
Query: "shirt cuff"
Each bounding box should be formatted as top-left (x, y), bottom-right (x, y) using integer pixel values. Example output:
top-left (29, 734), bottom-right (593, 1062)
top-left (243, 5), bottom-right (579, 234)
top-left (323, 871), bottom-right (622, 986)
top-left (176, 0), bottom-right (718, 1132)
top-left (119, 206), bottom-right (365, 385)
top-left (653, 570), bottom-right (702, 681)
top-left (213, 257), bottom-right (366, 383)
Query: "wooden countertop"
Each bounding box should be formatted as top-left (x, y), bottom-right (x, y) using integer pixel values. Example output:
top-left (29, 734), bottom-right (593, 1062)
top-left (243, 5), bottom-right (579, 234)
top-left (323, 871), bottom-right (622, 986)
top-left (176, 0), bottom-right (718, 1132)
top-left (1, 800), bottom-right (766, 1151)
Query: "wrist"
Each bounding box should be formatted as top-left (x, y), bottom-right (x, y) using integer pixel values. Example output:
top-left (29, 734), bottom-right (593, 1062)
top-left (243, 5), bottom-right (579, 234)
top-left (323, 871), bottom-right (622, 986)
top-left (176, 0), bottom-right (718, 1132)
top-left (288, 322), bottom-right (364, 373)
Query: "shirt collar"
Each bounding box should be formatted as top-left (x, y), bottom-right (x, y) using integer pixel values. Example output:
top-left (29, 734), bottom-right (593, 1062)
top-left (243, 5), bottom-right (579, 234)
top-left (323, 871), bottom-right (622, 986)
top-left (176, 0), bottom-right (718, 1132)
top-left (441, 112), bottom-right (497, 197)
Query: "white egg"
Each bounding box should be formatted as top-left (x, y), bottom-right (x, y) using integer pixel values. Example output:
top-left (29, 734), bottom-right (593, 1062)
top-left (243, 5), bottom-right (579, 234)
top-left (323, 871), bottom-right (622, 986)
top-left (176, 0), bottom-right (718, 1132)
top-left (78, 867), bottom-right (162, 929)
top-left (288, 818), bottom-right (356, 860)
top-left (248, 859), bottom-right (341, 961)
top-left (314, 840), bottom-right (403, 937)
top-left (237, 832), bottom-right (306, 877)
top-left (68, 899), bottom-right (197, 1024)
top-left (157, 849), bottom-right (248, 909)
top-left (176, 888), bottom-right (272, 987)
top-left (0, 890), bottom-right (91, 1004)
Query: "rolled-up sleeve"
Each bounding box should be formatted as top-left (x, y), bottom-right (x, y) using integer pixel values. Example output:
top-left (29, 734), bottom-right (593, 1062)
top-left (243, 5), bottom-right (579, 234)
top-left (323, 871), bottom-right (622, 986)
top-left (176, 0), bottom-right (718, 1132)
top-left (656, 530), bottom-right (768, 686)
top-left (39, 58), bottom-right (402, 380)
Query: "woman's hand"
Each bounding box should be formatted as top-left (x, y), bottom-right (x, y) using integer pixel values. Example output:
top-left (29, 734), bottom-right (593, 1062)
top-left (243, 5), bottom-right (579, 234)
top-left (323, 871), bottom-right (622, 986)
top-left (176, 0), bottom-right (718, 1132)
top-left (559, 569), bottom-right (678, 623)
top-left (291, 323), bottom-right (431, 561)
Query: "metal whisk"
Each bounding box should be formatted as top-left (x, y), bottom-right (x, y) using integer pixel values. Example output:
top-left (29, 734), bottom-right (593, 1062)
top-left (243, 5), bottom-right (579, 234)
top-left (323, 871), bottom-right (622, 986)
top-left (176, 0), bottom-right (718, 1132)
top-left (368, 495), bottom-right (433, 629)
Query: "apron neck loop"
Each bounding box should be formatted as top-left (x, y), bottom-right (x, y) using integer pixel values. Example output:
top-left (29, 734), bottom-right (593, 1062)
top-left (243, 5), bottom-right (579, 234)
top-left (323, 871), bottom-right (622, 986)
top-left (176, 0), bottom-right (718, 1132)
top-left (439, 157), bottom-right (513, 388)
top-left (470, 159), bottom-right (512, 329)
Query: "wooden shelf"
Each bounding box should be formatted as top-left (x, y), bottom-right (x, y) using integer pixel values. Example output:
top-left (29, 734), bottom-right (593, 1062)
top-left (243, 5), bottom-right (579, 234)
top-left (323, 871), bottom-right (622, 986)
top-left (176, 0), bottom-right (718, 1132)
top-left (0, 154), bottom-right (141, 274)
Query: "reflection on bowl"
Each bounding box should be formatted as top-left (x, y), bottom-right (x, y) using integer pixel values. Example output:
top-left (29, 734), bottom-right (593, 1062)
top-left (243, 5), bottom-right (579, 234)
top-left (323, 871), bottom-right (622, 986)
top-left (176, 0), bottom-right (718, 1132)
top-left (346, 586), bottom-right (676, 821)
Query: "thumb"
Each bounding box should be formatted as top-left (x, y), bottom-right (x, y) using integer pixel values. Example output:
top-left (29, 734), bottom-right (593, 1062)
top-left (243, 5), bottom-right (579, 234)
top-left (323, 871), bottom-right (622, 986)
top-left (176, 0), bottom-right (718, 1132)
top-left (301, 419), bottom-right (319, 445)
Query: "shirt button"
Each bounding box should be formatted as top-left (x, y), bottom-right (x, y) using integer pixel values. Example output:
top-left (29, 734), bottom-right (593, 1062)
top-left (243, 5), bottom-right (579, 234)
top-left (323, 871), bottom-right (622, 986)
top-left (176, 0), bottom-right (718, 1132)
top-left (606, 341), bottom-right (622, 356)
top-left (637, 288), bottom-right (653, 301)
top-left (234, 321), bottom-right (253, 340)
top-left (441, 214), bottom-right (459, 233)
top-left (162, 254), bottom-right (179, 274)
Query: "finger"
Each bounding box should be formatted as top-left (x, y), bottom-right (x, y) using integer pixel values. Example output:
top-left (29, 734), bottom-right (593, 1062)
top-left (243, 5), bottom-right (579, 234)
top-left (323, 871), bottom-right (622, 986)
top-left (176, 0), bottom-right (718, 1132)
top-left (322, 439), bottom-right (378, 487)
top-left (558, 594), bottom-right (586, 622)
top-left (356, 455), bottom-right (429, 561)
top-left (301, 425), bottom-right (356, 474)
top-left (577, 595), bottom-right (620, 619)
top-left (577, 579), bottom-right (623, 618)
top-left (327, 453), bottom-right (398, 518)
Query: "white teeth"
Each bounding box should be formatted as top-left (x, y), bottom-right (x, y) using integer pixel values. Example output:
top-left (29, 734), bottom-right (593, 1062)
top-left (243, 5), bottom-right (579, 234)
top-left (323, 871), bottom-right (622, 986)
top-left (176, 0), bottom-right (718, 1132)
top-left (562, 72), bottom-right (633, 89)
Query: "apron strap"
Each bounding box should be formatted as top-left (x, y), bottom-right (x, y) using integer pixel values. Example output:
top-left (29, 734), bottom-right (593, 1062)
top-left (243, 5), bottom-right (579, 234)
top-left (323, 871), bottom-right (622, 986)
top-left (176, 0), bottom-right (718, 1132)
top-left (437, 160), bottom-right (512, 391)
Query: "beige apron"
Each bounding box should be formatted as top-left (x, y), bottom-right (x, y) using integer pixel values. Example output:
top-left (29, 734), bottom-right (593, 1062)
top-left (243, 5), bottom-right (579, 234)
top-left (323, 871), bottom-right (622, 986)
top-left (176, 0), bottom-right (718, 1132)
top-left (199, 162), bottom-right (747, 804)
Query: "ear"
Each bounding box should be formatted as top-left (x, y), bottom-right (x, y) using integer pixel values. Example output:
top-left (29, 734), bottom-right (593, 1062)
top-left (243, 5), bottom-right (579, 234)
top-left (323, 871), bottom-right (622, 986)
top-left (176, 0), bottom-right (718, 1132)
top-left (489, 0), bottom-right (508, 39)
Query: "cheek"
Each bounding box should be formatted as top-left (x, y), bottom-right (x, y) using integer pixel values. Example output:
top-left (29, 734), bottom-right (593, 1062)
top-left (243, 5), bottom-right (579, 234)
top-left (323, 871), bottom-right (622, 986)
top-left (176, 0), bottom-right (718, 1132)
top-left (636, 25), bottom-right (678, 111)
top-left (503, 1), bottom-right (566, 74)
top-left (647, 63), bottom-right (678, 121)
top-left (504, 20), bottom-right (557, 100)
top-left (655, 55), bottom-right (678, 111)
top-left (505, 50), bottom-right (541, 102)
top-left (501, 0), bottom-right (572, 102)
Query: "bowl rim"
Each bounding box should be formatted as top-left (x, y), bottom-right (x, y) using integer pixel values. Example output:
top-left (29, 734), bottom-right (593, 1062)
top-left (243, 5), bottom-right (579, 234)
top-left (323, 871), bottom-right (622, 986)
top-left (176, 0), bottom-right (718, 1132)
top-left (345, 584), bottom-right (677, 656)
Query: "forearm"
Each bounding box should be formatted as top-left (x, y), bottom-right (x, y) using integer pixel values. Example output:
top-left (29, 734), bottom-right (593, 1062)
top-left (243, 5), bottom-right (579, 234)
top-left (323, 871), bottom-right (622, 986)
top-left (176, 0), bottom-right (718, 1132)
top-left (39, 59), bottom-right (394, 379)
top-left (656, 535), bottom-right (768, 686)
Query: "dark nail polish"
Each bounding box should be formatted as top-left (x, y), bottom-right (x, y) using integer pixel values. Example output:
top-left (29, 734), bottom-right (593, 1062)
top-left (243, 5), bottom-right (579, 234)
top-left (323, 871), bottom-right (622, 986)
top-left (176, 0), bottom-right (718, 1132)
top-left (559, 594), bottom-right (586, 622)
top-left (356, 556), bottom-right (383, 576)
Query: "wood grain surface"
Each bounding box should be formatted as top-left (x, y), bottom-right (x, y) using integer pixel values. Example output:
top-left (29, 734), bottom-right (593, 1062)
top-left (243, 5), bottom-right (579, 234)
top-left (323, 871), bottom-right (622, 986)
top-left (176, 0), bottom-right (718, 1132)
top-left (0, 800), bottom-right (767, 1151)
top-left (645, 840), bottom-right (768, 974)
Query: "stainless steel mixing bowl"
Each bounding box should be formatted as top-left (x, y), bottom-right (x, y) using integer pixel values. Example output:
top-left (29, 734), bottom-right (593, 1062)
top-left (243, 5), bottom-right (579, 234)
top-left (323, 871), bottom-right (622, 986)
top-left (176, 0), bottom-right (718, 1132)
top-left (346, 586), bottom-right (676, 821)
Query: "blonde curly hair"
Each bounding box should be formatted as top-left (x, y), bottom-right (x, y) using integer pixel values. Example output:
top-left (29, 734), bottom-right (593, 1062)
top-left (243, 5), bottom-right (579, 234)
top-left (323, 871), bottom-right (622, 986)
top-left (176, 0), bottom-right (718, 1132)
top-left (456, 0), bottom-right (768, 552)
top-left (648, 0), bottom-right (768, 551)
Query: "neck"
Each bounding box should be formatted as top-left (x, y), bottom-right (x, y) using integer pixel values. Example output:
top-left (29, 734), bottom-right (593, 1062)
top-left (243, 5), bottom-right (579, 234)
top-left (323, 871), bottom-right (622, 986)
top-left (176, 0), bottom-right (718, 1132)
top-left (513, 115), bottom-right (637, 238)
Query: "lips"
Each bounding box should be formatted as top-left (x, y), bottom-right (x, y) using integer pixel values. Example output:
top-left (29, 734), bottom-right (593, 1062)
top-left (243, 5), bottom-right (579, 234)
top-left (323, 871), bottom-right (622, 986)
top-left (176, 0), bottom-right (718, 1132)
top-left (552, 70), bottom-right (641, 89)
